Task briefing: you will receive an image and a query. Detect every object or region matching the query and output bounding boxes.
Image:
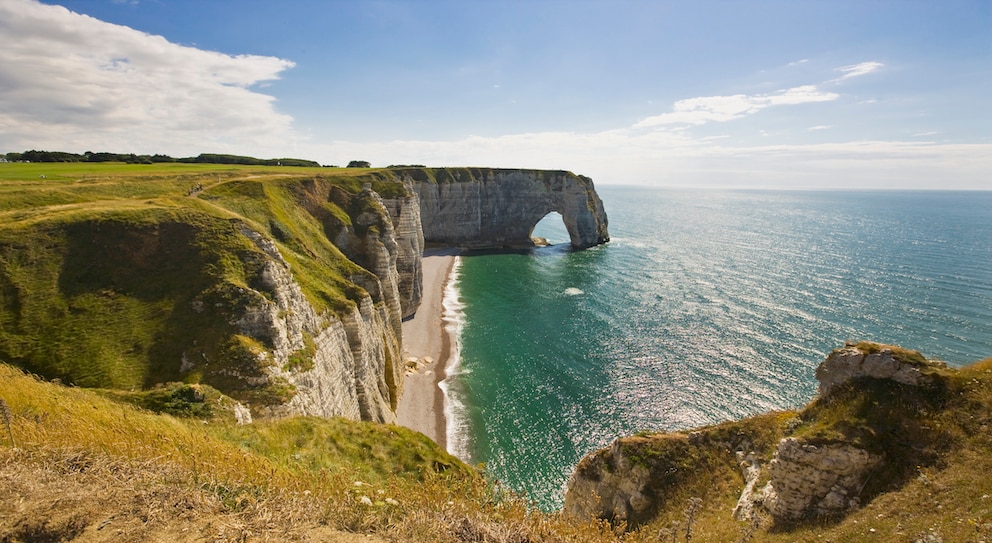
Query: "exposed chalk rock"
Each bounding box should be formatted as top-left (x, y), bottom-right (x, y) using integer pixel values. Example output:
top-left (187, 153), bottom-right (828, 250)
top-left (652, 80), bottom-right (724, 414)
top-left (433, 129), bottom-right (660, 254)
top-left (563, 437), bottom-right (670, 526)
top-left (408, 168), bottom-right (609, 250)
top-left (816, 342), bottom-right (942, 396)
top-left (231, 222), bottom-right (401, 423)
top-left (759, 437), bottom-right (880, 520)
top-left (379, 179), bottom-right (425, 319)
top-left (732, 451), bottom-right (764, 521)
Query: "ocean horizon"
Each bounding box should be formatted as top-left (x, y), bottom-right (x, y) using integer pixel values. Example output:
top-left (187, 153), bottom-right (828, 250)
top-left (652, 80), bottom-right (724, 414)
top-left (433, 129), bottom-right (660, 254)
top-left (438, 186), bottom-right (992, 510)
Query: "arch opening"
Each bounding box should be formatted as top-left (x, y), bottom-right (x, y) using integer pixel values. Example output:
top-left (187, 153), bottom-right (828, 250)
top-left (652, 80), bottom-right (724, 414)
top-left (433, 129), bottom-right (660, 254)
top-left (530, 212), bottom-right (569, 247)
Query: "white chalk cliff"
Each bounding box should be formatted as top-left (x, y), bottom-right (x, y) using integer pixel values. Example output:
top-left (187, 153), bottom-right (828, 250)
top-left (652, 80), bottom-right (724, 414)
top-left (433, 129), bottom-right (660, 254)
top-left (217, 168), bottom-right (609, 423)
top-left (401, 168), bottom-right (610, 250)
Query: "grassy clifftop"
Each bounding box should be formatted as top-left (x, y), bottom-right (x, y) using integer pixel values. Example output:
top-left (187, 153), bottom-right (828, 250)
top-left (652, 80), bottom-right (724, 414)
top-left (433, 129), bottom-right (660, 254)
top-left (0, 362), bottom-right (620, 542)
top-left (0, 162), bottom-right (413, 401)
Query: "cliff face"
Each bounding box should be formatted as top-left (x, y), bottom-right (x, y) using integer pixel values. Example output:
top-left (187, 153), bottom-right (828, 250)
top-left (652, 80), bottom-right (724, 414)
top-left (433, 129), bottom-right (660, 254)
top-left (379, 181), bottom-right (425, 319)
top-left (228, 223), bottom-right (401, 423)
top-left (0, 167), bottom-right (608, 425)
top-left (563, 342), bottom-right (953, 529)
top-left (406, 168), bottom-right (610, 250)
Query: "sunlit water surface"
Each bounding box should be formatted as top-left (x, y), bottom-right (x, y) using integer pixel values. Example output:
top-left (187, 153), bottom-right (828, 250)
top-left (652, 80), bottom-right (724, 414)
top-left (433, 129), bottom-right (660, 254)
top-left (440, 188), bottom-right (992, 510)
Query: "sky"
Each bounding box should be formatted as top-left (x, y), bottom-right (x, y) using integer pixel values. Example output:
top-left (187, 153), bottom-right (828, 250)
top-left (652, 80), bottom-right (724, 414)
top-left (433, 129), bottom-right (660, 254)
top-left (1, 0), bottom-right (990, 189)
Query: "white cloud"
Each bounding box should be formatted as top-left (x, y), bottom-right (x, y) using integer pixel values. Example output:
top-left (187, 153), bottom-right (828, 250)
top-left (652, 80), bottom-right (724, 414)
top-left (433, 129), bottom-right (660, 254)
top-left (305, 56), bottom-right (982, 189)
top-left (634, 61), bottom-right (885, 131)
top-left (0, 6), bottom-right (978, 192)
top-left (833, 61), bottom-right (884, 81)
top-left (633, 85), bottom-right (838, 129)
top-left (0, 0), bottom-right (296, 156)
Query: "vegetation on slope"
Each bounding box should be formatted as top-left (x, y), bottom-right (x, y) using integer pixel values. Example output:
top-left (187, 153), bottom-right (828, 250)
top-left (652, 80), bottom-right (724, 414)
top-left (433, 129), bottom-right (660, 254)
top-left (0, 363), bottom-right (615, 542)
top-left (4, 352), bottom-right (990, 542)
top-left (579, 353), bottom-right (992, 543)
top-left (0, 162), bottom-right (414, 404)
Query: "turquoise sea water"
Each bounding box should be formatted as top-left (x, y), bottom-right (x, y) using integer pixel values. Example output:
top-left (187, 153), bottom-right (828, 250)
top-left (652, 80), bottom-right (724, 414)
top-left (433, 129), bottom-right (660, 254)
top-left (440, 187), bottom-right (992, 510)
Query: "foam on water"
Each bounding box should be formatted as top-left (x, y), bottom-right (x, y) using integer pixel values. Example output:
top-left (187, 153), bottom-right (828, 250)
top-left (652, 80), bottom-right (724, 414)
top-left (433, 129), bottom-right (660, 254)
top-left (439, 257), bottom-right (473, 460)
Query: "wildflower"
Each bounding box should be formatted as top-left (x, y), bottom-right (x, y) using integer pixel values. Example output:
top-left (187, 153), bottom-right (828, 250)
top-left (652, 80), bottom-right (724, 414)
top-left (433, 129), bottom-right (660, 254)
top-left (385, 498), bottom-right (400, 506)
top-left (358, 495), bottom-right (373, 506)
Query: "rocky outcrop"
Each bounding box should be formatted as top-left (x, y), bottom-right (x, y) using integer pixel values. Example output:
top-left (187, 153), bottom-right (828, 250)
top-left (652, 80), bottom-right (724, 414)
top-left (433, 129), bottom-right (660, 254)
top-left (757, 438), bottom-right (879, 520)
top-left (731, 451), bottom-right (764, 521)
top-left (563, 437), bottom-right (660, 525)
top-left (815, 341), bottom-right (942, 396)
top-left (565, 342), bottom-right (950, 529)
top-left (406, 168), bottom-right (609, 250)
top-left (230, 223), bottom-right (400, 423)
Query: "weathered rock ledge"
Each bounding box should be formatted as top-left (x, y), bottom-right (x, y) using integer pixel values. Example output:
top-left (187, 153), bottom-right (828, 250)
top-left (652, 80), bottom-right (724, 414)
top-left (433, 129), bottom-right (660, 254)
top-left (563, 342), bottom-right (949, 528)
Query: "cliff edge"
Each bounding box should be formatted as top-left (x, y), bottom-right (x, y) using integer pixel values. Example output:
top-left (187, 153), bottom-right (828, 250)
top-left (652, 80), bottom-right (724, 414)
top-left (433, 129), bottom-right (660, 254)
top-left (564, 342), bottom-right (991, 539)
top-left (0, 165), bottom-right (609, 424)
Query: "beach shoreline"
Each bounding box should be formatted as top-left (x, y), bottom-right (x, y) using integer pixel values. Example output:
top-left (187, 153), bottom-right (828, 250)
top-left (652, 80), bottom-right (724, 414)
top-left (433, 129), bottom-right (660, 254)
top-left (396, 249), bottom-right (458, 449)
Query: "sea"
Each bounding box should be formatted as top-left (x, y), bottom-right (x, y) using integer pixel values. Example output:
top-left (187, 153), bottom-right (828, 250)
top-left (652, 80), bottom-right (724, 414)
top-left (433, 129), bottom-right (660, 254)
top-left (438, 186), bottom-right (992, 511)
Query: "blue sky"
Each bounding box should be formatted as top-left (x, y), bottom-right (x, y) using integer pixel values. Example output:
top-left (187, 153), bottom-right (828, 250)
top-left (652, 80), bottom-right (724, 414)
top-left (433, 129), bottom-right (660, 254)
top-left (1, 0), bottom-right (989, 188)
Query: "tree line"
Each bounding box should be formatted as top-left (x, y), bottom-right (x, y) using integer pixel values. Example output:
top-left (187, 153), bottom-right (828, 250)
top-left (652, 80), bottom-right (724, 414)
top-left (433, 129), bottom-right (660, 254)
top-left (4, 150), bottom-right (323, 168)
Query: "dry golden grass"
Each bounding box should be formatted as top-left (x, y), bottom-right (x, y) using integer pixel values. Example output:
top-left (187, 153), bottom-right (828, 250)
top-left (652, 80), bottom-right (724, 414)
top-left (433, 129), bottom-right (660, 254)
top-left (0, 364), bottom-right (619, 542)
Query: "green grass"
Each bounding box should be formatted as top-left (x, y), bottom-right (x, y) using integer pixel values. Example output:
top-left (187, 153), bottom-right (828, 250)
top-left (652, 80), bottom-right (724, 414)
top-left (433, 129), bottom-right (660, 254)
top-left (207, 415), bottom-right (468, 484)
top-left (0, 163), bottom-right (416, 403)
top-left (0, 161), bottom-right (329, 182)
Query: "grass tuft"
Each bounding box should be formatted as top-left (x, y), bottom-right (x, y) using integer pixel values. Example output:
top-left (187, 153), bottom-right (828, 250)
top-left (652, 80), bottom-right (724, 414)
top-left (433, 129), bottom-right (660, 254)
top-left (0, 397), bottom-right (13, 447)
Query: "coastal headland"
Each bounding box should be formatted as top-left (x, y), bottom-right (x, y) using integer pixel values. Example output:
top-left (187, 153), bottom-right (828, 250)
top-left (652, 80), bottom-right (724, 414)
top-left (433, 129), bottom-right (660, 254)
top-left (0, 162), bottom-right (609, 440)
top-left (4, 161), bottom-right (990, 542)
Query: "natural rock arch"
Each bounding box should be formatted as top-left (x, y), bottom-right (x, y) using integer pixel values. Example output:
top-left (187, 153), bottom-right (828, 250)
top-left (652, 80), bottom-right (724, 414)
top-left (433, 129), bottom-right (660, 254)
top-left (409, 168), bottom-right (610, 250)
